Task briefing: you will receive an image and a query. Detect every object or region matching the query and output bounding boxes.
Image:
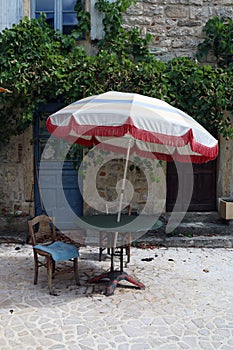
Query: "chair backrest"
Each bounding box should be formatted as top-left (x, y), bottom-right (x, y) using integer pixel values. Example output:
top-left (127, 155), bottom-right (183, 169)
top-left (28, 215), bottom-right (56, 246)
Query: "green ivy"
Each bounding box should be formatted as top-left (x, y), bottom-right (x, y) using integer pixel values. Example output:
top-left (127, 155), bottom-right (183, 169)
top-left (196, 16), bottom-right (233, 68)
top-left (0, 5), bottom-right (233, 147)
top-left (0, 15), bottom-right (88, 144)
top-left (95, 0), bottom-right (154, 63)
top-left (165, 57), bottom-right (233, 137)
top-left (74, 0), bottom-right (91, 38)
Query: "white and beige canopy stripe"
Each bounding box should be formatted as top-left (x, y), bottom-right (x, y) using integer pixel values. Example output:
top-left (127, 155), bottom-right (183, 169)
top-left (47, 91), bottom-right (218, 163)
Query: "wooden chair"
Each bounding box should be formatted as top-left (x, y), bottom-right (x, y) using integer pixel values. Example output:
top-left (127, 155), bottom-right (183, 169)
top-left (28, 215), bottom-right (80, 295)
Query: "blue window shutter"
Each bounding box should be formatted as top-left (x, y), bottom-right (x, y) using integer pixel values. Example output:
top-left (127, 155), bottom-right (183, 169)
top-left (55, 0), bottom-right (62, 31)
top-left (0, 0), bottom-right (23, 31)
top-left (90, 0), bottom-right (104, 40)
top-left (30, 0), bottom-right (35, 19)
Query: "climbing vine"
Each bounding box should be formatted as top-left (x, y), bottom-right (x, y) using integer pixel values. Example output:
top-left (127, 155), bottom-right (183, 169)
top-left (0, 15), bottom-right (88, 144)
top-left (95, 0), bottom-right (154, 63)
top-left (196, 16), bottom-right (233, 68)
top-left (0, 3), bottom-right (232, 147)
top-left (165, 57), bottom-right (233, 137)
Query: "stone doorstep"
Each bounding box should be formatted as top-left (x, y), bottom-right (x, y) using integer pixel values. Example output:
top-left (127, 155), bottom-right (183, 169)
top-left (167, 235), bottom-right (233, 248)
top-left (0, 212), bottom-right (232, 248)
top-left (0, 234), bottom-right (28, 244)
top-left (0, 215), bottom-right (30, 244)
top-left (161, 211), bottom-right (224, 223)
top-left (161, 221), bottom-right (233, 236)
top-left (2, 234), bottom-right (233, 249)
top-left (132, 211), bottom-right (233, 248)
top-left (134, 235), bottom-right (233, 249)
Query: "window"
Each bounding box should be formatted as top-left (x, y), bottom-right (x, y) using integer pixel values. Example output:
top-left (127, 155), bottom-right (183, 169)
top-left (31, 0), bottom-right (78, 34)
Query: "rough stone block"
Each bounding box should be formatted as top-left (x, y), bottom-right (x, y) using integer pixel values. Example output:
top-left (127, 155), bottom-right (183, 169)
top-left (165, 5), bottom-right (187, 18)
top-left (0, 215), bottom-right (30, 243)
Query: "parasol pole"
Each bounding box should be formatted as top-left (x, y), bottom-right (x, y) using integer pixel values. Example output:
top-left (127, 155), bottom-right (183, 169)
top-left (117, 137), bottom-right (133, 222)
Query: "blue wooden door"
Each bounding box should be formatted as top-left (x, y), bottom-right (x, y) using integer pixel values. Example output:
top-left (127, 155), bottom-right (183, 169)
top-left (34, 103), bottom-right (83, 229)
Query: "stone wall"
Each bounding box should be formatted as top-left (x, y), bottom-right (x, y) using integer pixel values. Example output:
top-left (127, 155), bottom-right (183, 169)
top-left (1, 0), bottom-right (233, 217)
top-left (23, 0), bottom-right (30, 17)
top-left (217, 137), bottom-right (233, 200)
top-left (90, 0), bottom-right (233, 61)
top-left (0, 126), bottom-right (34, 215)
top-left (82, 149), bottom-right (166, 216)
top-left (215, 113), bottom-right (233, 207)
top-left (122, 0), bottom-right (233, 61)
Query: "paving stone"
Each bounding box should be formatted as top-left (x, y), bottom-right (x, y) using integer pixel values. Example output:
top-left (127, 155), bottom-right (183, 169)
top-left (131, 343), bottom-right (150, 350)
top-left (177, 342), bottom-right (190, 349)
top-left (76, 325), bottom-right (90, 335)
top-left (118, 344), bottom-right (129, 350)
top-left (0, 244), bottom-right (233, 349)
top-left (121, 325), bottom-right (145, 338)
top-left (182, 336), bottom-right (198, 348)
top-left (198, 340), bottom-right (215, 349)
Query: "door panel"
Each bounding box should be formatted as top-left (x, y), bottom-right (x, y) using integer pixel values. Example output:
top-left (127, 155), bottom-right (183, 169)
top-left (39, 161), bottom-right (83, 229)
top-left (0, 0), bottom-right (22, 31)
top-left (166, 160), bottom-right (216, 212)
top-left (34, 104), bottom-right (83, 229)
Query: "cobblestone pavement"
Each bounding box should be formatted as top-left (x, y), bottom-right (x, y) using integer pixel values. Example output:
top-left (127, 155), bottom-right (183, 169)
top-left (0, 243), bottom-right (233, 350)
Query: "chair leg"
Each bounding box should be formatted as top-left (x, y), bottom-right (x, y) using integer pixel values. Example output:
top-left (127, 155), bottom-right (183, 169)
top-left (33, 251), bottom-right (39, 285)
top-left (74, 257), bottom-right (80, 285)
top-left (47, 256), bottom-right (55, 295)
top-left (99, 232), bottom-right (104, 261)
top-left (99, 247), bottom-right (107, 261)
top-left (126, 243), bottom-right (131, 263)
top-left (126, 233), bottom-right (131, 263)
top-left (52, 260), bottom-right (56, 278)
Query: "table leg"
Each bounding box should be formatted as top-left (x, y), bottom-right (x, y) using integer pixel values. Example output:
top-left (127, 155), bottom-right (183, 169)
top-left (110, 247), bottom-right (114, 271)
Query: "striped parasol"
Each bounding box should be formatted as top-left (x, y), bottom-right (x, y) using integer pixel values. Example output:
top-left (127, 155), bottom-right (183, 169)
top-left (46, 91), bottom-right (218, 221)
top-left (47, 91), bottom-right (218, 164)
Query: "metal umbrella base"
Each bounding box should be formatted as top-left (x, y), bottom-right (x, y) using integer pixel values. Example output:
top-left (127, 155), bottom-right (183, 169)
top-left (90, 270), bottom-right (145, 296)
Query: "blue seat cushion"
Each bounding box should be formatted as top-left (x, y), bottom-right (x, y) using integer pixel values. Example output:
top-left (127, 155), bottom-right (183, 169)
top-left (34, 241), bottom-right (79, 262)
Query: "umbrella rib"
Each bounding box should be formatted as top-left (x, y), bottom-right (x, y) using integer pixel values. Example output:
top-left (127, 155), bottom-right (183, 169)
top-left (117, 136), bottom-right (133, 223)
